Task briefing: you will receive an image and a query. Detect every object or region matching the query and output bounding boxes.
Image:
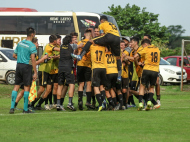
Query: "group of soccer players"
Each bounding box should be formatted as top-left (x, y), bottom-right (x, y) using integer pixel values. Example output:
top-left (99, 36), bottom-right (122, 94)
top-left (9, 15), bottom-right (161, 114)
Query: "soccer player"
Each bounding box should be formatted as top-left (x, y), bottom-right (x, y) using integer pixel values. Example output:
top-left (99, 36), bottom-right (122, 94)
top-left (45, 34), bottom-right (61, 110)
top-left (134, 39), bottom-right (160, 111)
top-left (77, 29), bottom-right (94, 110)
top-left (143, 34), bottom-right (161, 105)
top-left (31, 35), bottom-right (60, 109)
top-left (71, 15), bottom-right (122, 83)
top-left (90, 43), bottom-right (107, 111)
top-left (105, 48), bottom-right (124, 110)
top-left (56, 35), bottom-right (79, 111)
top-left (9, 27), bottom-right (37, 114)
top-left (14, 38), bottom-right (48, 109)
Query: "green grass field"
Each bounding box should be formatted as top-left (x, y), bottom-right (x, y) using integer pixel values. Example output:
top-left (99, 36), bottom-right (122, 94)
top-left (0, 84), bottom-right (190, 142)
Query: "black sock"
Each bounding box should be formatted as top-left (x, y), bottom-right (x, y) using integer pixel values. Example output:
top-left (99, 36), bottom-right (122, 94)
top-left (139, 95), bottom-right (143, 103)
top-left (143, 93), bottom-right (148, 105)
top-left (112, 97), bottom-right (117, 106)
top-left (48, 91), bottom-right (53, 105)
top-left (86, 92), bottom-right (92, 103)
top-left (78, 91), bottom-right (83, 102)
top-left (96, 94), bottom-right (102, 107)
top-left (148, 93), bottom-right (154, 102)
top-left (122, 93), bottom-right (127, 106)
top-left (128, 95), bottom-right (132, 105)
top-left (80, 41), bottom-right (92, 57)
top-left (118, 94), bottom-right (123, 107)
top-left (61, 98), bottom-right (64, 106)
top-left (92, 95), bottom-right (95, 103)
top-left (116, 93), bottom-right (119, 102)
top-left (53, 94), bottom-right (57, 104)
top-left (14, 102), bottom-right (18, 107)
top-left (130, 95), bottom-right (136, 105)
top-left (116, 59), bottom-right (122, 77)
top-left (100, 90), bottom-right (106, 101)
top-left (36, 98), bottom-right (45, 107)
top-left (107, 97), bottom-right (115, 108)
top-left (31, 98), bottom-right (39, 107)
top-left (45, 97), bottom-right (48, 105)
top-left (157, 95), bottom-right (160, 100)
top-left (57, 99), bottom-right (61, 105)
top-left (69, 97), bottom-right (73, 105)
top-left (152, 98), bottom-right (157, 105)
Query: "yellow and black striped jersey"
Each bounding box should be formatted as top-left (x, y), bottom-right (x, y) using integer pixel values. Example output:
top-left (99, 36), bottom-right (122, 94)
top-left (104, 51), bottom-right (118, 74)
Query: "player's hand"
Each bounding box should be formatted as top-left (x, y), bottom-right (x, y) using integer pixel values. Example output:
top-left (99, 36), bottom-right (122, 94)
top-left (78, 43), bottom-right (84, 48)
top-left (138, 62), bottom-right (142, 66)
top-left (33, 72), bottom-right (37, 81)
top-left (122, 52), bottom-right (126, 57)
top-left (42, 54), bottom-right (48, 60)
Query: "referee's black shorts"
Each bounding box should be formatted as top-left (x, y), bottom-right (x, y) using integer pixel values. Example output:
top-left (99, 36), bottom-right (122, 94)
top-left (15, 63), bottom-right (32, 86)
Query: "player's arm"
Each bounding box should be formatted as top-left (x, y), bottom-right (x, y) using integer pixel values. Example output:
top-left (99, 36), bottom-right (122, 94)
top-left (31, 54), bottom-right (37, 80)
top-left (134, 48), bottom-right (146, 59)
top-left (36, 54), bottom-right (49, 65)
top-left (53, 47), bottom-right (60, 52)
top-left (13, 45), bottom-right (18, 59)
top-left (98, 24), bottom-right (104, 36)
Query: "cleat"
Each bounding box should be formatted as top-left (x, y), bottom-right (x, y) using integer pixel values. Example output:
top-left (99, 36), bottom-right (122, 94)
top-left (145, 101), bottom-right (152, 111)
top-left (119, 106), bottom-right (126, 110)
top-left (28, 106), bottom-right (35, 111)
top-left (113, 105), bottom-right (119, 111)
top-left (153, 104), bottom-right (160, 109)
top-left (67, 103), bottom-right (76, 111)
top-left (15, 107), bottom-right (22, 110)
top-left (98, 106), bottom-right (103, 111)
top-left (102, 100), bottom-right (107, 109)
top-left (85, 102), bottom-right (95, 109)
top-left (35, 106), bottom-right (43, 110)
top-left (9, 108), bottom-right (14, 114)
top-left (44, 104), bottom-right (50, 110)
top-left (137, 102), bottom-right (143, 111)
top-left (57, 105), bottom-right (66, 111)
top-left (156, 100), bottom-right (161, 106)
top-left (116, 76), bottom-right (121, 84)
top-left (71, 53), bottom-right (82, 60)
top-left (78, 101), bottom-right (83, 110)
top-left (23, 109), bottom-right (34, 113)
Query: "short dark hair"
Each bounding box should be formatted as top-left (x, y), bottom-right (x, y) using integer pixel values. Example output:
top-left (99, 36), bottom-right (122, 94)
top-left (70, 32), bottom-right (78, 37)
top-left (56, 34), bottom-right (61, 39)
top-left (120, 40), bottom-right (125, 44)
top-left (141, 39), bottom-right (151, 45)
top-left (26, 27), bottom-right (35, 36)
top-left (32, 38), bottom-right (38, 43)
top-left (144, 34), bottom-right (151, 40)
top-left (100, 15), bottom-right (108, 21)
top-left (131, 36), bottom-right (139, 44)
top-left (94, 25), bottom-right (99, 30)
top-left (62, 35), bottom-right (72, 45)
top-left (49, 35), bottom-right (57, 43)
top-left (84, 29), bottom-right (92, 33)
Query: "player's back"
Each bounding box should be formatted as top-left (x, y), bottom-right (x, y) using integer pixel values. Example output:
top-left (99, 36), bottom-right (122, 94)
top-left (105, 51), bottom-right (118, 74)
top-left (143, 45), bottom-right (160, 72)
top-left (99, 21), bottom-right (120, 37)
top-left (90, 44), bottom-right (106, 69)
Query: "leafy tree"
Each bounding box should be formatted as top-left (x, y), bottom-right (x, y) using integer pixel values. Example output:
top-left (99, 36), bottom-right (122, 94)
top-left (166, 25), bottom-right (186, 48)
top-left (103, 4), bottom-right (170, 45)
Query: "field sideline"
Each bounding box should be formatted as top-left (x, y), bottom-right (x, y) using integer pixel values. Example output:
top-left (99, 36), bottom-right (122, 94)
top-left (0, 84), bottom-right (190, 142)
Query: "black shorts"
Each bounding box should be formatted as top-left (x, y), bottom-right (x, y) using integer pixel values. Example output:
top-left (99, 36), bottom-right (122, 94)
top-left (141, 70), bottom-right (158, 87)
top-left (58, 67), bottom-right (75, 85)
top-left (92, 68), bottom-right (107, 87)
top-left (77, 66), bottom-right (91, 83)
top-left (15, 63), bottom-right (32, 86)
top-left (122, 78), bottom-right (129, 89)
top-left (38, 71), bottom-right (53, 87)
top-left (93, 33), bottom-right (120, 56)
top-left (106, 73), bottom-right (121, 90)
top-left (51, 73), bottom-right (58, 83)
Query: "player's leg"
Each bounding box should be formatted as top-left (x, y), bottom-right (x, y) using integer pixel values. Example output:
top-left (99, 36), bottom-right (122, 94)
top-left (56, 84), bottom-right (64, 111)
top-left (14, 89), bottom-right (24, 109)
top-left (85, 81), bottom-right (94, 109)
top-left (156, 76), bottom-right (161, 105)
top-left (105, 89), bottom-right (115, 110)
top-left (78, 82), bottom-right (84, 110)
top-left (67, 84), bottom-right (76, 111)
top-left (100, 85), bottom-right (106, 109)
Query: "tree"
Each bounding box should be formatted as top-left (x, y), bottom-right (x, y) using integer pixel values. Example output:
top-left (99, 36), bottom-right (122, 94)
top-left (166, 25), bottom-right (186, 48)
top-left (103, 4), bottom-right (170, 45)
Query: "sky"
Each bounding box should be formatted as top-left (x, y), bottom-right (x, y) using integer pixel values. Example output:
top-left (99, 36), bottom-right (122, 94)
top-left (0, 0), bottom-right (189, 36)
